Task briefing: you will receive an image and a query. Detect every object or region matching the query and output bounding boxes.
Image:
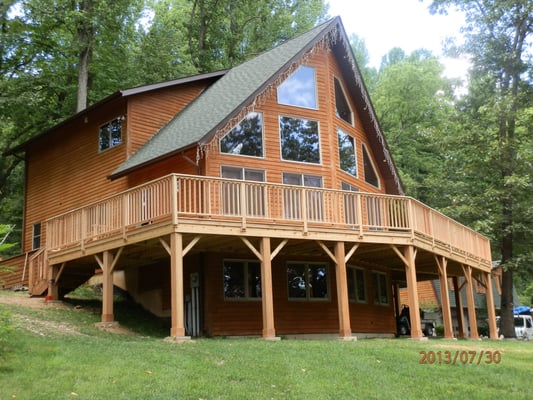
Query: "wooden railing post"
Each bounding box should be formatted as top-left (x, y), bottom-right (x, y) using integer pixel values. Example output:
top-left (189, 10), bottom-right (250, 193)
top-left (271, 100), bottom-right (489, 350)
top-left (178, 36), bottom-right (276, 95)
top-left (171, 174), bottom-right (179, 226)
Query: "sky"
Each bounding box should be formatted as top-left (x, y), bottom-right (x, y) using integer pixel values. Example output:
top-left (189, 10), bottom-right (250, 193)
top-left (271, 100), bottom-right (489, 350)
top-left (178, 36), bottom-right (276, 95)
top-left (327, 0), bottom-right (468, 78)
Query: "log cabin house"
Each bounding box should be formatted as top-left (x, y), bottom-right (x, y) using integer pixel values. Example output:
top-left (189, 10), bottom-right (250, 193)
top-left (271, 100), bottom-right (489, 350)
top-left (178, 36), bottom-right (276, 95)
top-left (4, 17), bottom-right (498, 340)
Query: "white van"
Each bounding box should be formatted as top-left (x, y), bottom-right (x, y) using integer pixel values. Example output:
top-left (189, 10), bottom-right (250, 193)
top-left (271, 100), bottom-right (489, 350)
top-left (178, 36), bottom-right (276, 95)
top-left (514, 315), bottom-right (533, 340)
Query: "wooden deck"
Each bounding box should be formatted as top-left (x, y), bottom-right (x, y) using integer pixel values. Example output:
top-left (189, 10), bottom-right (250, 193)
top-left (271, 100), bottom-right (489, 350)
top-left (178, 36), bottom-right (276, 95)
top-left (28, 173), bottom-right (492, 295)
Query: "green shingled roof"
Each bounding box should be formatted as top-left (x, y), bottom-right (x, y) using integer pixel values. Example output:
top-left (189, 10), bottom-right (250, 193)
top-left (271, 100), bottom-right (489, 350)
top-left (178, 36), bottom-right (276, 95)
top-left (111, 17), bottom-right (340, 178)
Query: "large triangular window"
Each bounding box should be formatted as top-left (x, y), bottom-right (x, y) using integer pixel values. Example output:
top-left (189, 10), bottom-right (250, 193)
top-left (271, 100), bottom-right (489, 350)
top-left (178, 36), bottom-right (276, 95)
top-left (362, 144), bottom-right (380, 188)
top-left (334, 77), bottom-right (353, 125)
top-left (220, 112), bottom-right (263, 157)
top-left (277, 66), bottom-right (317, 109)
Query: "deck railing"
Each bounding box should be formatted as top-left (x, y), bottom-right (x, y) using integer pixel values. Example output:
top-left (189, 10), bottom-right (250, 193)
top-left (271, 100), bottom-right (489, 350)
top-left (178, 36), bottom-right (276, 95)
top-left (45, 174), bottom-right (492, 263)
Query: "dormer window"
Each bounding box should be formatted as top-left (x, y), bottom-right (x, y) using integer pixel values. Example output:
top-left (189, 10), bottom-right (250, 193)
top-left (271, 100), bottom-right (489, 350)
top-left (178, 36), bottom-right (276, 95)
top-left (334, 77), bottom-right (353, 125)
top-left (277, 66), bottom-right (317, 109)
top-left (220, 112), bottom-right (264, 157)
top-left (99, 117), bottom-right (122, 152)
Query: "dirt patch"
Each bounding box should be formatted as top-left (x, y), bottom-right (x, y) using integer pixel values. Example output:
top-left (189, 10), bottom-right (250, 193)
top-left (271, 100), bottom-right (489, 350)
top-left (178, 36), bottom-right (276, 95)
top-left (0, 291), bottom-right (134, 336)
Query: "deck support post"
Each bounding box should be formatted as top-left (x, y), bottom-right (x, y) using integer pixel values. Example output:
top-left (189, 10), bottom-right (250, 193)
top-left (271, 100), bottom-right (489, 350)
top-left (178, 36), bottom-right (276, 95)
top-left (334, 241), bottom-right (352, 339)
top-left (484, 271), bottom-right (498, 339)
top-left (452, 276), bottom-right (467, 338)
top-left (436, 256), bottom-right (454, 339)
top-left (403, 246), bottom-right (423, 339)
top-left (170, 232), bottom-right (189, 339)
top-left (48, 264), bottom-right (59, 300)
top-left (260, 237), bottom-right (277, 339)
top-left (462, 265), bottom-right (479, 339)
top-left (101, 251), bottom-right (114, 322)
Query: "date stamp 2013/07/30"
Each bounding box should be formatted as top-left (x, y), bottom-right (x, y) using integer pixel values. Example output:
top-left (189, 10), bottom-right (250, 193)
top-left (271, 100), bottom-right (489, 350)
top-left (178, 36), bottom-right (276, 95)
top-left (419, 350), bottom-right (502, 365)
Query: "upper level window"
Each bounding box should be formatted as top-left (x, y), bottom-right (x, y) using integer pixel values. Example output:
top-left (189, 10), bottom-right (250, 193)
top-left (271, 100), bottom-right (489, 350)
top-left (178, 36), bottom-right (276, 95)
top-left (223, 260), bottom-right (261, 299)
top-left (220, 112), bottom-right (263, 157)
top-left (362, 144), bottom-right (380, 188)
top-left (280, 116), bottom-right (320, 164)
top-left (287, 262), bottom-right (328, 300)
top-left (338, 129), bottom-right (357, 176)
top-left (277, 66), bottom-right (317, 109)
top-left (99, 117), bottom-right (122, 152)
top-left (334, 77), bottom-right (353, 125)
top-left (221, 166), bottom-right (265, 216)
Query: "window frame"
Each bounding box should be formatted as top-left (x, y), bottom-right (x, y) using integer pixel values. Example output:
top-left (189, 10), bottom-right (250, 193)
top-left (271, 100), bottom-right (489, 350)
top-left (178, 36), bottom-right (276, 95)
top-left (347, 266), bottom-right (367, 303)
top-left (333, 76), bottom-right (353, 126)
top-left (277, 65), bottom-right (318, 110)
top-left (223, 259), bottom-right (262, 301)
top-left (361, 143), bottom-right (381, 189)
top-left (219, 111), bottom-right (264, 158)
top-left (32, 222), bottom-right (41, 250)
top-left (279, 115), bottom-right (321, 165)
top-left (372, 270), bottom-right (389, 306)
top-left (98, 117), bottom-right (123, 152)
top-left (338, 128), bottom-right (358, 177)
top-left (282, 172), bottom-right (324, 221)
top-left (287, 262), bottom-right (329, 301)
top-left (220, 166), bottom-right (266, 217)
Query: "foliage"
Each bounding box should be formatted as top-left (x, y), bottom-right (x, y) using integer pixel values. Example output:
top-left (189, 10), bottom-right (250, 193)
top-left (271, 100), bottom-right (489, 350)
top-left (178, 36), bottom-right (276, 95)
top-left (427, 0), bottom-right (533, 337)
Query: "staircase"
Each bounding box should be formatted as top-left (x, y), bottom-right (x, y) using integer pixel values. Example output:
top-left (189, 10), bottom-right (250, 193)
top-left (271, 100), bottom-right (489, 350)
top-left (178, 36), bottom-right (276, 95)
top-left (28, 248), bottom-right (48, 296)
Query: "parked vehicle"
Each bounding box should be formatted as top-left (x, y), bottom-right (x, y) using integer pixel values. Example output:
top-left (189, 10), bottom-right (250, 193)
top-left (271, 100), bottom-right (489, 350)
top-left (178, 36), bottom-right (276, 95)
top-left (514, 315), bottom-right (533, 340)
top-left (396, 305), bottom-right (435, 337)
top-left (496, 314), bottom-right (533, 339)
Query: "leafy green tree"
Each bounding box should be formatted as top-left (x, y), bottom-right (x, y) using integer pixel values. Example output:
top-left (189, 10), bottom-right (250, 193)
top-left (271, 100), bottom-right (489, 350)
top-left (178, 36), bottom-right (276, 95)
top-left (428, 0), bottom-right (533, 337)
top-left (371, 49), bottom-right (459, 203)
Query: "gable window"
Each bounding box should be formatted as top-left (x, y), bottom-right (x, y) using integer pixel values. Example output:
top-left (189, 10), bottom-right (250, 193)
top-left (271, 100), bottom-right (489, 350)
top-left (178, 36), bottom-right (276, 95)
top-left (277, 65), bottom-right (317, 109)
top-left (221, 166), bottom-right (265, 216)
top-left (280, 116), bottom-right (320, 164)
top-left (32, 223), bottom-right (41, 250)
top-left (223, 260), bottom-right (261, 299)
top-left (334, 77), bottom-right (353, 125)
top-left (347, 266), bottom-right (366, 303)
top-left (372, 271), bottom-right (389, 305)
top-left (338, 129), bottom-right (357, 176)
top-left (220, 112), bottom-right (263, 157)
top-left (287, 262), bottom-right (328, 300)
top-left (362, 144), bottom-right (380, 188)
top-left (99, 117), bottom-right (122, 152)
top-left (282, 173), bottom-right (323, 221)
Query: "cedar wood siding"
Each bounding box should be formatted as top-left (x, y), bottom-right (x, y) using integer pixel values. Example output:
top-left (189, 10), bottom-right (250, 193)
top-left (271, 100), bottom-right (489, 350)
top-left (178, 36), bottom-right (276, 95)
top-left (202, 253), bottom-right (395, 336)
top-left (23, 81), bottom-right (211, 253)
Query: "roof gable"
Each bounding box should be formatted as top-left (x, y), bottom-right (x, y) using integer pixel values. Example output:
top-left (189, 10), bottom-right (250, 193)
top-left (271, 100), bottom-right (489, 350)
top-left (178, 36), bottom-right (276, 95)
top-left (110, 17), bottom-right (403, 195)
top-left (110, 18), bottom-right (341, 178)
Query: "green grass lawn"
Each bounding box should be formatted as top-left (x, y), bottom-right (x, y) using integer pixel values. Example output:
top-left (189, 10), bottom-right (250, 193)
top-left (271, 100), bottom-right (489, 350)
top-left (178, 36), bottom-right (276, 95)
top-left (1, 291), bottom-right (532, 400)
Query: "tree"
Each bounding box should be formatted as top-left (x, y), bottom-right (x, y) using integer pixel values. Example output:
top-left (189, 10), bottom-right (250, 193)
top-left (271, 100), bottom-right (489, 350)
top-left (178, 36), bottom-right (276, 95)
top-left (427, 0), bottom-right (533, 337)
top-left (371, 49), bottom-right (459, 203)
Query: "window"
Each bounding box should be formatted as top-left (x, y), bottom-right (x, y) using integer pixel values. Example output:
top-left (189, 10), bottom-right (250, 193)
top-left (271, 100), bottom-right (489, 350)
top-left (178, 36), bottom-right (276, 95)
top-left (277, 66), bottom-right (317, 109)
top-left (362, 144), bottom-right (380, 188)
top-left (282, 173), bottom-right (323, 221)
top-left (338, 129), bottom-right (357, 176)
top-left (99, 117), bottom-right (122, 152)
top-left (280, 116), bottom-right (320, 164)
top-left (372, 271), bottom-right (389, 305)
top-left (221, 166), bottom-right (265, 216)
top-left (220, 112), bottom-right (263, 157)
top-left (32, 223), bottom-right (41, 250)
top-left (287, 262), bottom-right (328, 300)
top-left (342, 182), bottom-right (360, 226)
top-left (347, 267), bottom-right (366, 303)
top-left (223, 260), bottom-right (261, 299)
top-left (334, 77), bottom-right (353, 125)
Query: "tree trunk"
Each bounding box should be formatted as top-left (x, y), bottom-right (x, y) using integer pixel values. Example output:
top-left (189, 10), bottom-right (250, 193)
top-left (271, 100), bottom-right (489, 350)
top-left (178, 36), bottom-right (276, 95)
top-left (76, 0), bottom-right (94, 112)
